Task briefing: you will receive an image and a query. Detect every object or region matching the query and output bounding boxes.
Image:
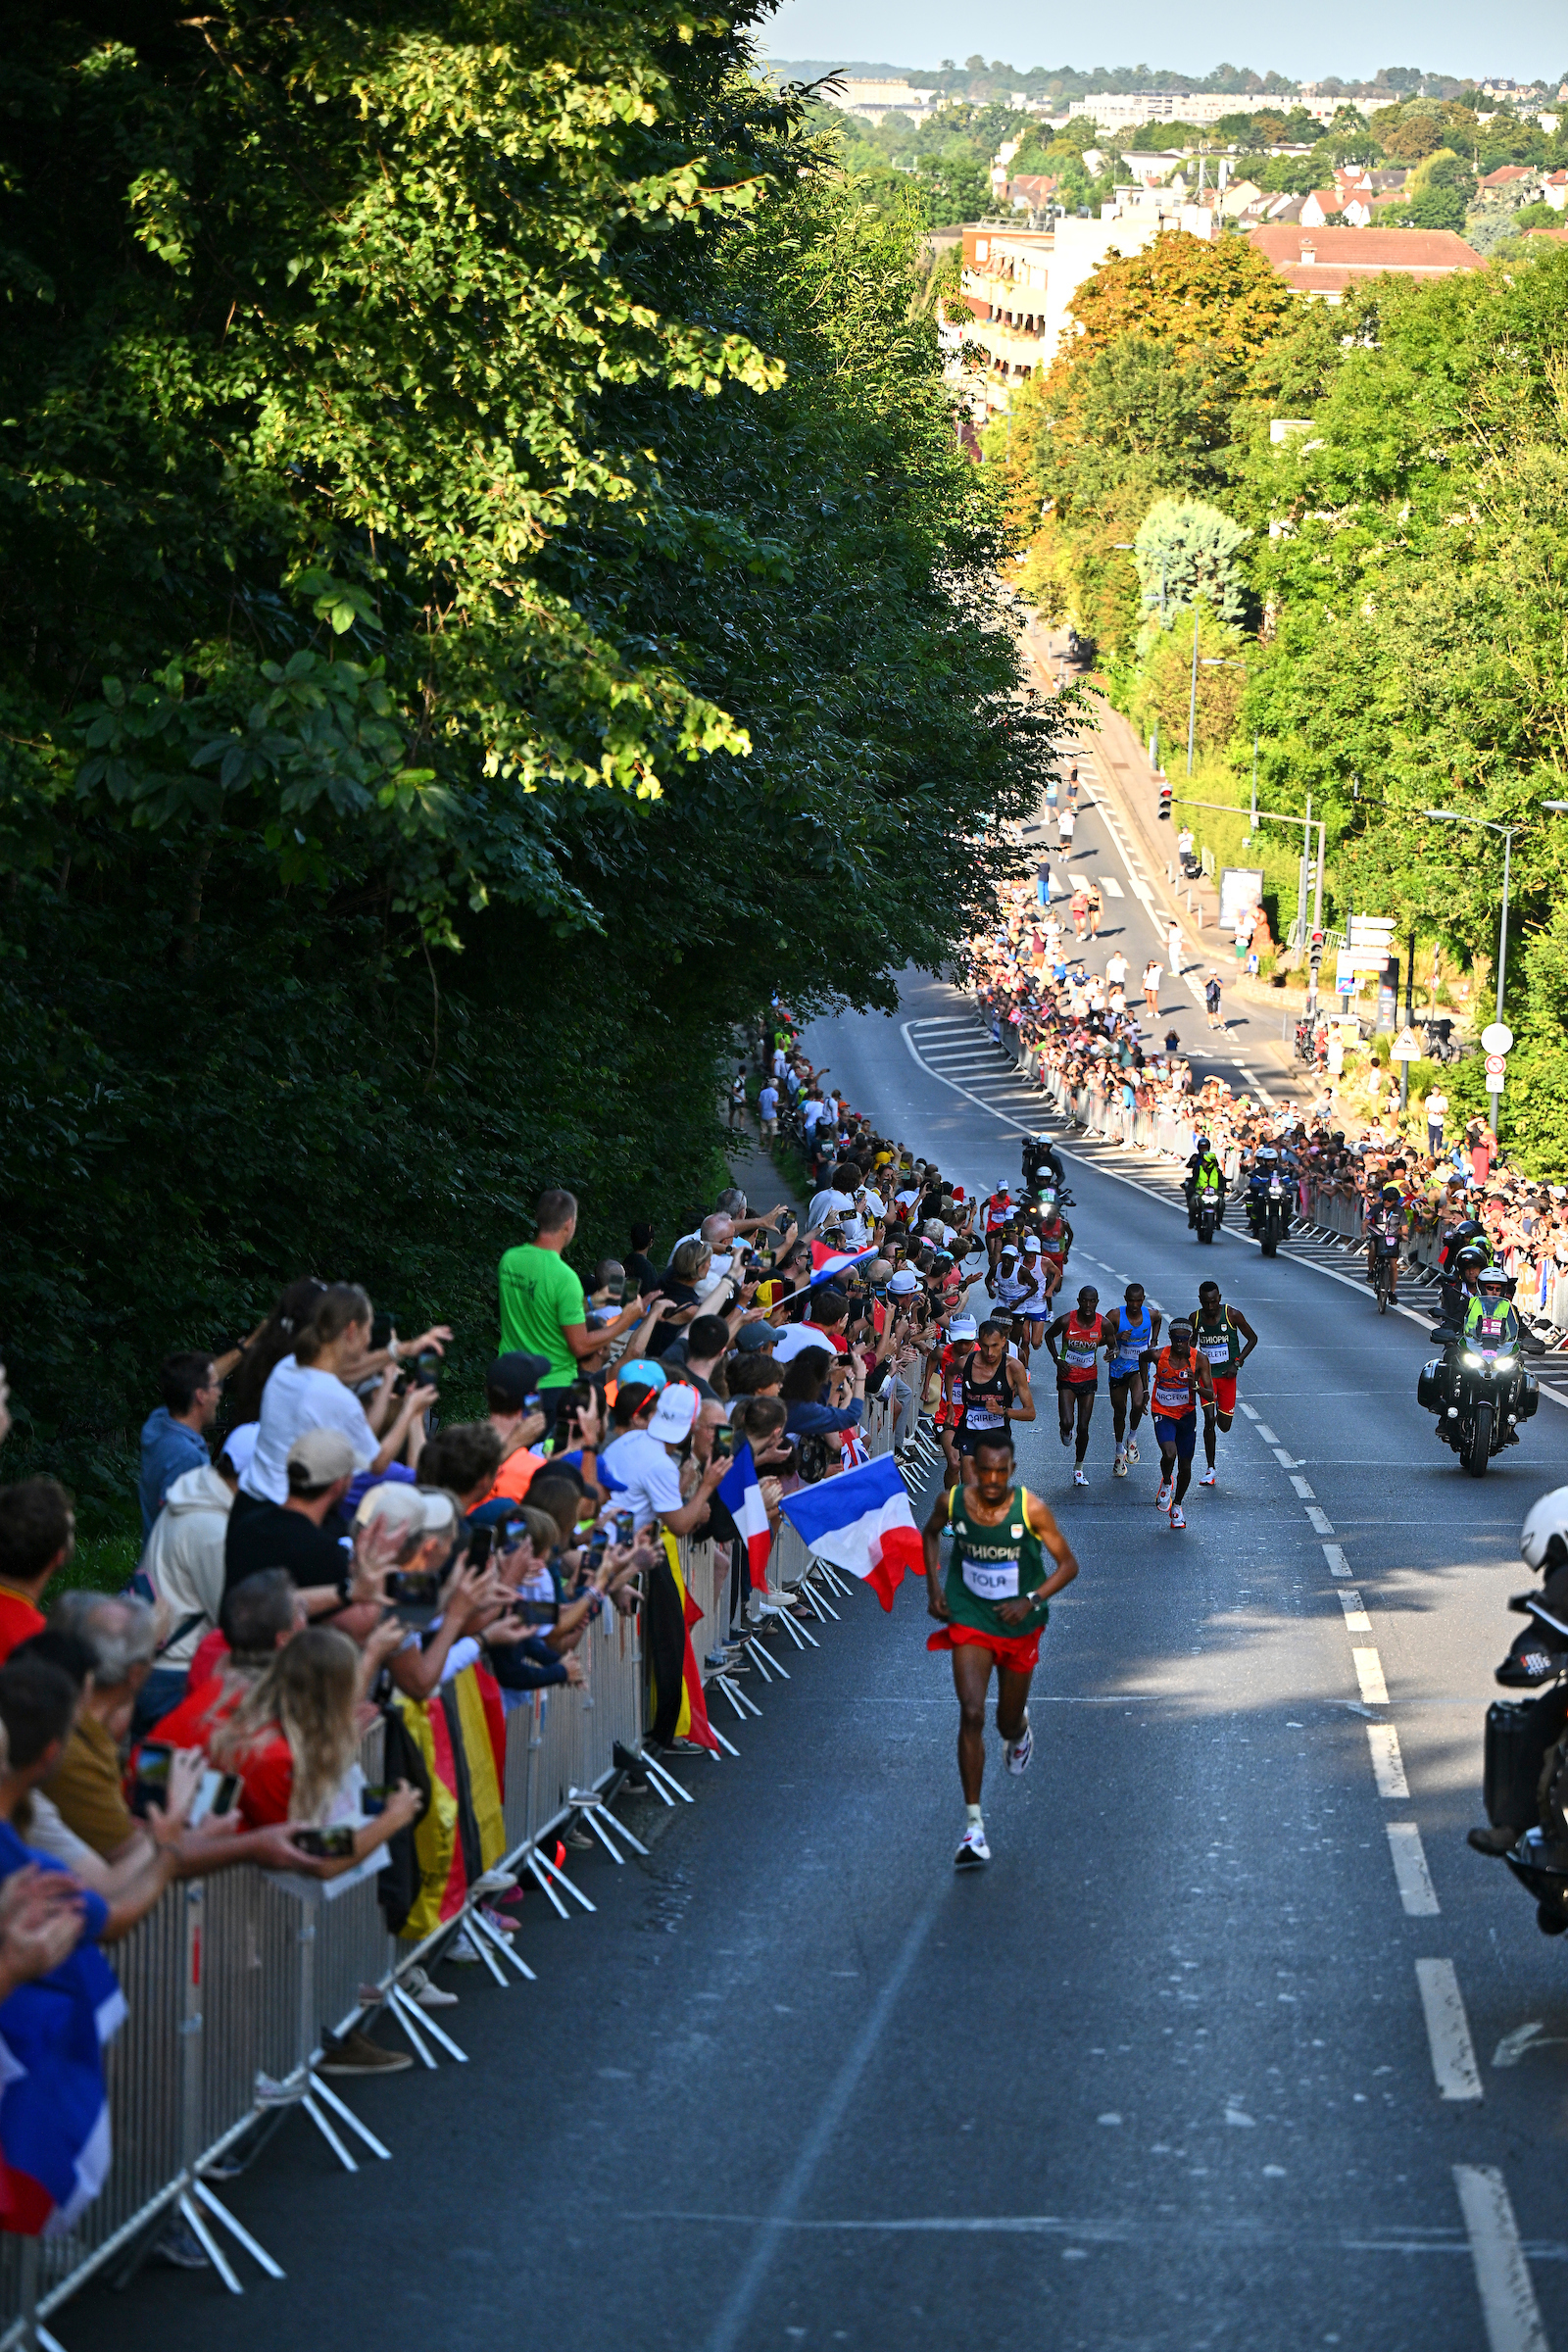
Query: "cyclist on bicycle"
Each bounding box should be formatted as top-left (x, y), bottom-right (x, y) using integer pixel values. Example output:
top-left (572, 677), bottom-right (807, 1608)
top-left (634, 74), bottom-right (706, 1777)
top-left (1366, 1182), bottom-right (1406, 1305)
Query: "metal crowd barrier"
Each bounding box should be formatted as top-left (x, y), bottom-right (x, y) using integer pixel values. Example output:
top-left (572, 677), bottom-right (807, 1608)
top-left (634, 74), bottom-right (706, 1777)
top-left (0, 1396), bottom-right (910, 2343)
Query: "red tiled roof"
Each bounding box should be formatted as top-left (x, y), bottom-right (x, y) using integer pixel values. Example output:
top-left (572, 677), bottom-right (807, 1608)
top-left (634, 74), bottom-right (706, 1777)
top-left (1248, 223), bottom-right (1484, 281)
top-left (1523, 225), bottom-right (1568, 242)
top-left (1479, 165), bottom-right (1533, 186)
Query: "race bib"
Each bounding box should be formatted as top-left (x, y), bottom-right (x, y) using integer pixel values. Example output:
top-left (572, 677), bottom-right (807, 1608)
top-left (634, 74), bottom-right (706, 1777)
top-left (1200, 1337), bottom-right (1230, 1363)
top-left (966, 1407), bottom-right (1004, 1430)
top-left (961, 1555), bottom-right (1020, 1601)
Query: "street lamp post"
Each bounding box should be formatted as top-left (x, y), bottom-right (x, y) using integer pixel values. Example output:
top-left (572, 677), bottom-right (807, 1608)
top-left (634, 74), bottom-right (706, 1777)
top-left (1424, 808), bottom-right (1520, 1139)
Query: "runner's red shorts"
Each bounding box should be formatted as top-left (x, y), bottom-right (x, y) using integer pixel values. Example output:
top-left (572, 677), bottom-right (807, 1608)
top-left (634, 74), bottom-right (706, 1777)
top-left (928, 1622), bottom-right (1042, 1672)
top-left (1210, 1374), bottom-right (1237, 1415)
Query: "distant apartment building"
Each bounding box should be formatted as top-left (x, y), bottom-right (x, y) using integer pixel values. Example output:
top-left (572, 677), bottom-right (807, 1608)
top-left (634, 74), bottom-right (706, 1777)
top-left (1067, 88), bottom-right (1376, 129)
top-left (820, 76), bottom-right (938, 124)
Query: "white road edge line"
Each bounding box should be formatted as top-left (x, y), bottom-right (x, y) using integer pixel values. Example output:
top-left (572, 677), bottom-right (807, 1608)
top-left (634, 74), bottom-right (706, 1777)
top-left (1453, 2164), bottom-right (1549, 2352)
top-left (1416, 1959), bottom-right (1483, 2101)
top-left (1322, 1543), bottom-right (1351, 1578)
top-left (1387, 1821), bottom-right (1441, 1915)
top-left (1339, 1589), bottom-right (1372, 1634)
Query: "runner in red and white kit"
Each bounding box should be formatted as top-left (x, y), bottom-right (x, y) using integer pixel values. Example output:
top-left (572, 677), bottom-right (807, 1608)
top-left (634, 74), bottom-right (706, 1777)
top-left (935, 1316), bottom-right (979, 1491)
top-left (1043, 1285), bottom-right (1105, 1488)
top-left (1150, 1322), bottom-right (1214, 1530)
top-left (983, 1184), bottom-right (1015, 1273)
top-left (1035, 1201), bottom-right (1072, 1299)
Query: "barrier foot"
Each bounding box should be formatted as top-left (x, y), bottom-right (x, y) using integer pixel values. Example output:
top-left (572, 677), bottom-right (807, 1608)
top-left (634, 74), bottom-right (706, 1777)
top-left (706, 1722), bottom-right (739, 1758)
top-left (570, 1790), bottom-right (650, 1857)
top-left (796, 1581), bottom-right (829, 1624)
top-left (522, 1852), bottom-right (573, 1920)
top-left (568, 1794), bottom-right (627, 1862)
top-left (190, 2179), bottom-right (286, 2280)
top-left (805, 1578), bottom-right (841, 1621)
top-left (299, 2092), bottom-right (359, 2174)
top-left (382, 1983), bottom-right (438, 2067)
top-left (813, 1560), bottom-right (852, 1598)
top-left (711, 1673), bottom-right (749, 1720)
top-left (640, 1749), bottom-right (695, 1803)
top-left (17, 2237), bottom-right (69, 2351)
top-left (173, 2190), bottom-right (244, 2294)
top-left (530, 1846), bottom-right (597, 1913)
top-left (718, 1673), bottom-right (761, 1720)
top-left (771, 1607), bottom-right (810, 1651)
top-left (468, 1905), bottom-right (538, 1980)
top-left (307, 2072), bottom-right (393, 2161)
top-left (387, 1978), bottom-right (470, 2060)
top-left (741, 1635), bottom-right (782, 1682)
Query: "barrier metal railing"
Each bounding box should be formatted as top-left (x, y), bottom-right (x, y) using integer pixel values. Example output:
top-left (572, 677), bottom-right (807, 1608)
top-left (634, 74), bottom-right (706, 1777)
top-left (0, 1394), bottom-right (908, 2344)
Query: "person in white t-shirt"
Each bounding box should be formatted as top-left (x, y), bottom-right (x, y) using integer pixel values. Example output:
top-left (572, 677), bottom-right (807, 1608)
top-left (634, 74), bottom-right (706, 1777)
top-left (598, 1382), bottom-right (727, 1539)
top-left (770, 1288), bottom-right (852, 1364)
top-left (243, 1285), bottom-right (435, 1506)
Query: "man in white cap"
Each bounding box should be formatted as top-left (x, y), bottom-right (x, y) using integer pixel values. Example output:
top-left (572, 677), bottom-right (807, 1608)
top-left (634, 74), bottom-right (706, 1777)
top-left (598, 1380), bottom-right (729, 1543)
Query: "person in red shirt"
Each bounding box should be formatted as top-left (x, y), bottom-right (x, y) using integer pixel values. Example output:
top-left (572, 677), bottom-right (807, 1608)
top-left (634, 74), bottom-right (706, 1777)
top-left (0, 1479), bottom-right (75, 1663)
top-left (211, 1627), bottom-right (419, 1862)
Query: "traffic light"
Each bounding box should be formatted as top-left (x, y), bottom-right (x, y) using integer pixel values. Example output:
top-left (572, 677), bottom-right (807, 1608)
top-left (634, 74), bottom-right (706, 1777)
top-left (1308, 928), bottom-right (1324, 971)
top-left (1157, 780), bottom-right (1172, 821)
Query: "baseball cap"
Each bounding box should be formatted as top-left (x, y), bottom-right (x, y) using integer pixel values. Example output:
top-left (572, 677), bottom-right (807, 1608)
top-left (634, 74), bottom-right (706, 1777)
top-left (353, 1481), bottom-right (454, 1535)
top-left (487, 1351), bottom-right (553, 1407)
top-left (615, 1357), bottom-right (669, 1393)
top-left (287, 1428), bottom-right (358, 1487)
top-left (219, 1422), bottom-right (261, 1479)
top-left (1021, 1235), bottom-right (1043, 1254)
top-left (887, 1269), bottom-right (920, 1296)
top-left (948, 1315), bottom-right (979, 1341)
top-left (734, 1322), bottom-right (779, 1353)
top-left (647, 1383), bottom-right (701, 1444)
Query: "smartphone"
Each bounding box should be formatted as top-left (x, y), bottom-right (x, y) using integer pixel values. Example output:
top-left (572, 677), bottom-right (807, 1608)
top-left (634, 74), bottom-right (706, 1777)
top-left (587, 1527), bottom-right (610, 1571)
top-left (387, 1569), bottom-right (439, 1605)
top-left (467, 1525), bottom-right (495, 1572)
top-left (294, 1825), bottom-right (358, 1859)
top-left (712, 1426), bottom-right (736, 1458)
top-left (128, 1741), bottom-right (173, 1819)
top-left (614, 1510), bottom-right (636, 1547)
top-left (620, 1276), bottom-right (641, 1305)
top-left (360, 1785), bottom-right (391, 1818)
top-left (187, 1767), bottom-right (241, 1828)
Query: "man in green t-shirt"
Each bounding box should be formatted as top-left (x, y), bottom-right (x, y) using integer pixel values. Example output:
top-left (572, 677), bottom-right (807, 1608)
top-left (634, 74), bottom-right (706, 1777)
top-left (498, 1191), bottom-right (648, 1388)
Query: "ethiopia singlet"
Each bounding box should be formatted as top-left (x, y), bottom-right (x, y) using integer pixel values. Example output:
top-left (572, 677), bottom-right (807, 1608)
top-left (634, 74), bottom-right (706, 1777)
top-left (961, 1355), bottom-right (1010, 1436)
top-left (1057, 1310), bottom-right (1103, 1388)
top-left (1192, 1305), bottom-right (1241, 1379)
top-left (1106, 1302), bottom-right (1152, 1380)
top-left (943, 1483), bottom-right (1050, 1638)
top-left (1038, 1221), bottom-right (1068, 1270)
top-left (1152, 1347), bottom-right (1200, 1420)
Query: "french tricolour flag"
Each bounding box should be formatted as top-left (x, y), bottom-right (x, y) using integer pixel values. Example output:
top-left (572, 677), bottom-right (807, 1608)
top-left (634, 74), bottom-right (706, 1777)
top-left (716, 1442), bottom-right (774, 1593)
top-left (808, 1240), bottom-right (878, 1288)
top-left (779, 1455), bottom-right (925, 1611)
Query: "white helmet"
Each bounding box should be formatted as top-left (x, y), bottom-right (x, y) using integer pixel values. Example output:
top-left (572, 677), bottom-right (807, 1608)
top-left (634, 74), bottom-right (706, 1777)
top-left (1521, 1488), bottom-right (1568, 1573)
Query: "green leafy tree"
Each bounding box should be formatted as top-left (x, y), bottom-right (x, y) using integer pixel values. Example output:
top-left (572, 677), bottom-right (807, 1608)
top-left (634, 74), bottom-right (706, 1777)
top-left (1134, 500), bottom-right (1250, 628)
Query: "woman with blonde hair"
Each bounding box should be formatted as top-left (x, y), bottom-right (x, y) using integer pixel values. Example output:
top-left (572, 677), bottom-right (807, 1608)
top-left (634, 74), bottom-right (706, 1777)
top-left (214, 1628), bottom-right (418, 1867)
top-left (241, 1282), bottom-right (438, 1505)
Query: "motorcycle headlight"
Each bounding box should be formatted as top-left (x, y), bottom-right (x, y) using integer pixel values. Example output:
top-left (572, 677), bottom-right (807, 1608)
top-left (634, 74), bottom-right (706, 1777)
top-left (1463, 1350), bottom-right (1484, 1367)
top-left (1494, 1355), bottom-right (1517, 1372)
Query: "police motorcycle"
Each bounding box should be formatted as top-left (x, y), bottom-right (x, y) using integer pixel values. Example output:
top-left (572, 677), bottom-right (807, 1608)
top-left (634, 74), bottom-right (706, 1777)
top-left (1184, 1138), bottom-right (1225, 1245)
top-left (1416, 1263), bottom-right (1538, 1478)
top-left (1469, 1491), bottom-right (1568, 1934)
top-left (1244, 1146), bottom-right (1291, 1257)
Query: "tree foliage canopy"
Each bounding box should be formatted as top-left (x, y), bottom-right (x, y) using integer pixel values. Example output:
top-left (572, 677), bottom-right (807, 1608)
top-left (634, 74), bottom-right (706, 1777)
top-left (0, 0), bottom-right (1056, 1499)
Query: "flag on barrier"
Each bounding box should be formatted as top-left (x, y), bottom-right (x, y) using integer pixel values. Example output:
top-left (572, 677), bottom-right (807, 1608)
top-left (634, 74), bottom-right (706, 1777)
top-left (808, 1241), bottom-right (877, 1287)
top-left (779, 1455), bottom-right (924, 1611)
top-left (716, 1443), bottom-right (773, 1592)
top-left (647, 1536), bottom-right (720, 1753)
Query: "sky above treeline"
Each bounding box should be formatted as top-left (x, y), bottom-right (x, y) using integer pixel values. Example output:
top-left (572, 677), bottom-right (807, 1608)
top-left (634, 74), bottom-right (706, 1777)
top-left (760, 0), bottom-right (1566, 87)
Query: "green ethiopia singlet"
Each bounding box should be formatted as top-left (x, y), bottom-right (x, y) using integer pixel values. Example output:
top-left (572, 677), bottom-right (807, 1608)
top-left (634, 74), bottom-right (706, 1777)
top-left (944, 1483), bottom-right (1050, 1639)
top-left (1192, 1303), bottom-right (1241, 1377)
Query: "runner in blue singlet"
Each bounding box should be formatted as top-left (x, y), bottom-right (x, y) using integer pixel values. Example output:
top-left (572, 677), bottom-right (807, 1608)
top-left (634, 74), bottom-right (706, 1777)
top-left (1102, 1281), bottom-right (1161, 1481)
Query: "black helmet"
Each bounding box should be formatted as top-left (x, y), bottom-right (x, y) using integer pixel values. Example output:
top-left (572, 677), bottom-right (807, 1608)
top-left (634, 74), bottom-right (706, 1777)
top-left (1455, 1245), bottom-right (1486, 1273)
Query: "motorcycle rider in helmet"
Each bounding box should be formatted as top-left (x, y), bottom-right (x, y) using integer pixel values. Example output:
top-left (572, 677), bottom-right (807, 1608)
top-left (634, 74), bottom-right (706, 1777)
top-left (1436, 1243), bottom-right (1487, 1339)
top-left (1184, 1136), bottom-right (1227, 1231)
top-left (1469, 1489), bottom-right (1568, 1856)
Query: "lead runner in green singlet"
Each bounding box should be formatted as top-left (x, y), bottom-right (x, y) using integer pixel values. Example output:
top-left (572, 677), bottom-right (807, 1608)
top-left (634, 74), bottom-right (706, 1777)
top-left (921, 1426), bottom-right (1080, 1872)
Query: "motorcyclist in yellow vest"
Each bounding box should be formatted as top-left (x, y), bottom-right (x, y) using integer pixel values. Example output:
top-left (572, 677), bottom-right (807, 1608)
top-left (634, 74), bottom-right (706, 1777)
top-left (1461, 1269), bottom-right (1520, 1356)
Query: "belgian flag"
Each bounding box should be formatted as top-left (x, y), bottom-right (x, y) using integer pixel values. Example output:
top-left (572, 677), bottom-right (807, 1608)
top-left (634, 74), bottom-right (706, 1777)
top-left (646, 1533), bottom-right (720, 1753)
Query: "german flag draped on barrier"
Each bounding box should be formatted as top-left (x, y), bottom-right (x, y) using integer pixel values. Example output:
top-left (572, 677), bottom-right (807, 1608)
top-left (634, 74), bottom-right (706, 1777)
top-left (386, 1665), bottom-right (509, 1942)
top-left (647, 1534), bottom-right (720, 1755)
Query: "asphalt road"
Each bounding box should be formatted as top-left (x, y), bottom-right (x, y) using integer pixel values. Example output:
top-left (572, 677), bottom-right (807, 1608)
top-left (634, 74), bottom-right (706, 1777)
top-left (65, 973), bottom-right (1568, 2352)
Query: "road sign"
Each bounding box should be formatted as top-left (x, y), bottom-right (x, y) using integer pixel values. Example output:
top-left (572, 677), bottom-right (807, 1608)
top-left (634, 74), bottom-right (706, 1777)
top-left (1392, 1029), bottom-right (1421, 1061)
top-left (1485, 1053), bottom-right (1506, 1077)
top-left (1348, 915), bottom-right (1396, 947)
top-left (1481, 1022), bottom-right (1514, 1056)
top-left (1487, 1071), bottom-right (1505, 1094)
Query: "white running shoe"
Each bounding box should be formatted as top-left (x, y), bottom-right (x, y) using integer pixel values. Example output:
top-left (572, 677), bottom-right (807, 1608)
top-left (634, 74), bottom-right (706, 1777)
top-left (1169, 1502), bottom-right (1187, 1530)
top-left (1199, 1466), bottom-right (1216, 1489)
top-left (955, 1824), bottom-right (992, 1870)
top-left (1004, 1717), bottom-right (1033, 1775)
top-left (1125, 1439), bottom-right (1139, 1464)
top-left (1113, 1451), bottom-right (1128, 1479)
top-left (1155, 1479), bottom-right (1173, 1509)
top-left (1073, 1465), bottom-right (1089, 1487)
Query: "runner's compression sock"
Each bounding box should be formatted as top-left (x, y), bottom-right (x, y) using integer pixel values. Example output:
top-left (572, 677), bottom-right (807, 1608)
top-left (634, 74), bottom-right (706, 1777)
top-left (965, 1804), bottom-right (984, 1830)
